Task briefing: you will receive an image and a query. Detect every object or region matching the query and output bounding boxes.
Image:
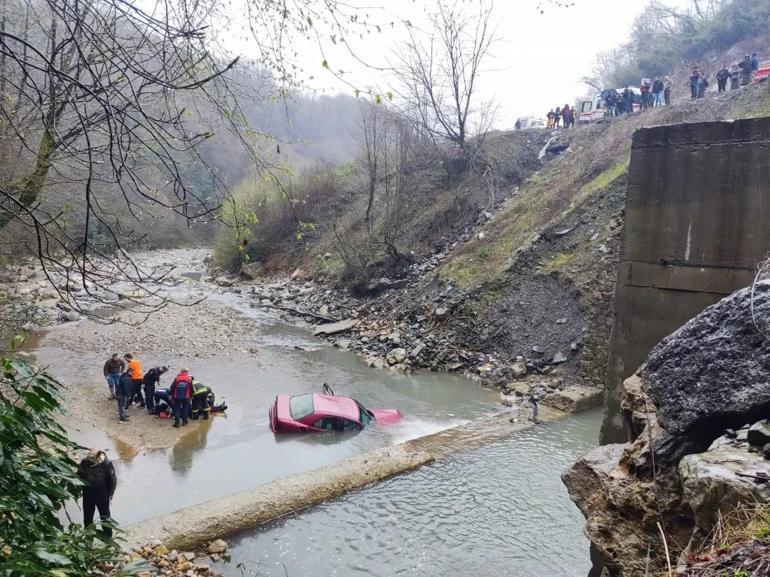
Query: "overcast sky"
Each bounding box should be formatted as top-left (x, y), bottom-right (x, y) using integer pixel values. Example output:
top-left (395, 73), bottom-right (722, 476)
top-left (264, 0), bottom-right (691, 129)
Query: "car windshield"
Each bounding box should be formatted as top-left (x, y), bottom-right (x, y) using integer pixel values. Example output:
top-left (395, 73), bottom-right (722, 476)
top-left (357, 401), bottom-right (373, 426)
top-left (289, 394), bottom-right (314, 420)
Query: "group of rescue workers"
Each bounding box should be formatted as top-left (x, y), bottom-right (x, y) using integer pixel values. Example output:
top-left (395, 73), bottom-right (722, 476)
top-left (102, 353), bottom-right (225, 427)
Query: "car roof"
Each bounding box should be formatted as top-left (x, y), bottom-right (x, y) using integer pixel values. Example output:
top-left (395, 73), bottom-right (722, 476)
top-left (311, 393), bottom-right (359, 419)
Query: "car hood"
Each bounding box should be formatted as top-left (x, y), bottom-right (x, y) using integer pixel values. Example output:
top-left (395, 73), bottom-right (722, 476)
top-left (371, 408), bottom-right (402, 424)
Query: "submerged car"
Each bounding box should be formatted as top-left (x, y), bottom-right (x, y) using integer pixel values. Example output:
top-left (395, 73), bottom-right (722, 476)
top-left (269, 393), bottom-right (401, 433)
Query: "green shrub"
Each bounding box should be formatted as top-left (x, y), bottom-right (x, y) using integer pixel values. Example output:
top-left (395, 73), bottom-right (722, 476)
top-left (0, 352), bottom-right (139, 577)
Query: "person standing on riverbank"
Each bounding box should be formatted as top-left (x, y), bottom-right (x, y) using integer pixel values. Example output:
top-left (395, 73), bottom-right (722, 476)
top-left (142, 366), bottom-right (168, 414)
top-left (78, 448), bottom-right (117, 538)
top-left (124, 353), bottom-right (144, 408)
top-left (117, 370), bottom-right (132, 421)
top-left (170, 368), bottom-right (193, 428)
top-left (102, 353), bottom-right (124, 400)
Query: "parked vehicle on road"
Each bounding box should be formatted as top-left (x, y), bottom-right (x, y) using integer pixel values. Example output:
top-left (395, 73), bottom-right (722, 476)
top-left (269, 392), bottom-right (402, 433)
top-left (578, 87), bottom-right (641, 123)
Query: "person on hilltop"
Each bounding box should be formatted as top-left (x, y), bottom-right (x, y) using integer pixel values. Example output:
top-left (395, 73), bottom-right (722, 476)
top-left (697, 74), bottom-right (709, 99)
top-left (554, 106), bottom-right (561, 128)
top-left (124, 353), bottom-right (144, 409)
top-left (546, 109), bottom-right (554, 129)
top-left (689, 66), bottom-right (700, 100)
top-left (739, 54), bottom-right (754, 86)
top-left (652, 77), bottom-right (664, 106)
top-left (752, 52), bottom-right (760, 72)
top-left (622, 86), bottom-right (634, 115)
top-left (170, 368), bottom-right (193, 428)
top-left (664, 76), bottom-right (672, 105)
top-left (561, 104), bottom-right (572, 128)
top-left (116, 369), bottom-right (132, 422)
top-left (142, 365), bottom-right (168, 414)
top-left (716, 65), bottom-right (730, 93)
top-left (77, 448), bottom-right (117, 538)
top-left (102, 352), bottom-right (124, 400)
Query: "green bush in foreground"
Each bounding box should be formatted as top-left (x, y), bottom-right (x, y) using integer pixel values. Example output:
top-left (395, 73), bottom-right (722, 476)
top-left (0, 353), bottom-right (140, 576)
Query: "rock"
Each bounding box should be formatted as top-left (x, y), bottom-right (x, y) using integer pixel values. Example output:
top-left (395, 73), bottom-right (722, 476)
top-left (167, 551), bottom-right (179, 562)
top-left (764, 443), bottom-right (770, 459)
top-left (60, 311), bottom-right (80, 322)
top-left (447, 362), bottom-right (464, 371)
top-left (176, 561), bottom-right (193, 572)
top-left (551, 351), bottom-right (568, 364)
top-left (386, 331), bottom-right (401, 344)
top-left (511, 360), bottom-right (527, 378)
top-left (433, 306), bottom-right (449, 320)
top-left (206, 539), bottom-right (228, 554)
top-left (386, 348), bottom-right (407, 365)
top-left (541, 386), bottom-right (602, 413)
top-left (642, 282), bottom-right (770, 438)
top-left (562, 443), bottom-right (626, 514)
top-left (313, 319), bottom-right (356, 336)
top-left (747, 420), bottom-right (770, 447)
top-left (153, 544), bottom-right (168, 556)
top-left (409, 343), bottom-right (425, 358)
top-left (290, 268), bottom-right (309, 281)
top-left (531, 345), bottom-right (544, 354)
top-left (318, 305), bottom-right (330, 317)
top-left (679, 442), bottom-right (770, 536)
top-left (183, 551), bottom-right (196, 561)
top-left (214, 276), bottom-right (235, 287)
top-left (240, 262), bottom-right (263, 280)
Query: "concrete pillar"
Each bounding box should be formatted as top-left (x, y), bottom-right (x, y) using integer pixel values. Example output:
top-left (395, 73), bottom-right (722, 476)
top-left (602, 118), bottom-right (770, 443)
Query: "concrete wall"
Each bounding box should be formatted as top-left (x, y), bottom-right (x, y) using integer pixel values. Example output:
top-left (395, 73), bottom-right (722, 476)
top-left (602, 118), bottom-right (770, 443)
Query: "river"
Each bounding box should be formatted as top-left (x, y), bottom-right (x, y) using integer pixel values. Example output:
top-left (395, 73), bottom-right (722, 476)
top-left (27, 249), bottom-right (599, 575)
top-left (215, 409), bottom-right (600, 577)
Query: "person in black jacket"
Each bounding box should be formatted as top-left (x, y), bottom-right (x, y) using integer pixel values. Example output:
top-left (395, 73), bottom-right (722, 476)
top-left (142, 366), bottom-right (168, 414)
top-left (716, 65), bottom-right (730, 93)
top-left (117, 370), bottom-right (132, 422)
top-left (77, 448), bottom-right (117, 538)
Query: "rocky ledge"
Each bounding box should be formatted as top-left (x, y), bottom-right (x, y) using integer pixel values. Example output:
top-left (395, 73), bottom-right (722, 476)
top-left (563, 282), bottom-right (770, 577)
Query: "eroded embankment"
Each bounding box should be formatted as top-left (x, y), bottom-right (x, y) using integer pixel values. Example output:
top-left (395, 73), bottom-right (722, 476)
top-left (125, 406), bottom-right (566, 551)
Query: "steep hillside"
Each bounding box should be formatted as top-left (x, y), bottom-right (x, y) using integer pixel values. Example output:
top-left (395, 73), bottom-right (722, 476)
top-left (225, 82), bottom-right (770, 404)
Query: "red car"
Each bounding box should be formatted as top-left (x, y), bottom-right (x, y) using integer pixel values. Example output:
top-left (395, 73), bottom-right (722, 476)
top-left (269, 393), bottom-right (401, 433)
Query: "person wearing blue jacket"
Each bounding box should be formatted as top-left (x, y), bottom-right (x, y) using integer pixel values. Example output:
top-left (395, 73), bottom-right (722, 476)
top-left (117, 371), bottom-right (132, 422)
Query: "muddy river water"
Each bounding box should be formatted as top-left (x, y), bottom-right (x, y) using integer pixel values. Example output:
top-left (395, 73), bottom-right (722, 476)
top-left (29, 250), bottom-right (599, 576)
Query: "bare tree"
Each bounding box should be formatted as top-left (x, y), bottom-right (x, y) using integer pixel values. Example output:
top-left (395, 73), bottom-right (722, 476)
top-left (0, 0), bottom-right (383, 318)
top-left (357, 100), bottom-right (386, 227)
top-left (392, 0), bottom-right (497, 157)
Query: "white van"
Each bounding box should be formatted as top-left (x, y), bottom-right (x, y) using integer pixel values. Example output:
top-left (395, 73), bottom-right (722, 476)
top-left (515, 116), bottom-right (546, 130)
top-left (578, 88), bottom-right (641, 124)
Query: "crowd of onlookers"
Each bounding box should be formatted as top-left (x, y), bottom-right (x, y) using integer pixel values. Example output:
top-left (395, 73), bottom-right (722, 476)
top-left (542, 104), bottom-right (575, 129)
top-left (695, 53), bottom-right (761, 98)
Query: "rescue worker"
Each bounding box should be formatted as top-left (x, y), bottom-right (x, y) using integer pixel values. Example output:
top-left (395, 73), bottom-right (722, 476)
top-left (102, 353), bottom-right (124, 399)
top-left (116, 369), bottom-right (132, 422)
top-left (154, 387), bottom-right (173, 417)
top-left (191, 381), bottom-right (215, 420)
top-left (142, 366), bottom-right (168, 414)
top-left (170, 368), bottom-right (193, 428)
top-left (77, 448), bottom-right (117, 538)
top-left (124, 353), bottom-right (144, 408)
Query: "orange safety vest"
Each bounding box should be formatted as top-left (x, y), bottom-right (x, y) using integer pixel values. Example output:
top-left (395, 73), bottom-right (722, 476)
top-left (127, 359), bottom-right (143, 380)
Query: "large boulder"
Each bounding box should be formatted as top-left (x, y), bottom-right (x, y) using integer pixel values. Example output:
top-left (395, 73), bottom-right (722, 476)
top-left (642, 281), bottom-right (770, 438)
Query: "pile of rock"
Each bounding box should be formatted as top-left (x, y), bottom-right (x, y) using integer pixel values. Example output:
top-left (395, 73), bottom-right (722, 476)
top-left (118, 539), bottom-right (228, 577)
top-left (563, 282), bottom-right (770, 577)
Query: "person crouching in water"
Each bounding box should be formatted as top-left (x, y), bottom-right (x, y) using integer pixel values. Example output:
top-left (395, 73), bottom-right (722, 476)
top-left (143, 366), bottom-right (168, 414)
top-left (77, 448), bottom-right (117, 538)
top-left (170, 368), bottom-right (193, 428)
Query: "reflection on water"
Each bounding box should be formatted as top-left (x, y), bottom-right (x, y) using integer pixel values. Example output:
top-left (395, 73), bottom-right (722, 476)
top-left (218, 410), bottom-right (601, 577)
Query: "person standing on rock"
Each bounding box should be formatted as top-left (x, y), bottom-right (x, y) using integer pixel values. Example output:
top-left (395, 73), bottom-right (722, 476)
top-left (142, 366), bottom-right (168, 414)
top-left (124, 353), bottom-right (144, 409)
top-left (170, 368), bottom-right (193, 428)
top-left (117, 370), bottom-right (132, 421)
top-left (77, 448), bottom-right (117, 538)
top-left (102, 353), bottom-right (124, 400)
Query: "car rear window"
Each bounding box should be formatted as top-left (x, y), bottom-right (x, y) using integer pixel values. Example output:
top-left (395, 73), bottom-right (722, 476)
top-left (289, 394), bottom-right (314, 420)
